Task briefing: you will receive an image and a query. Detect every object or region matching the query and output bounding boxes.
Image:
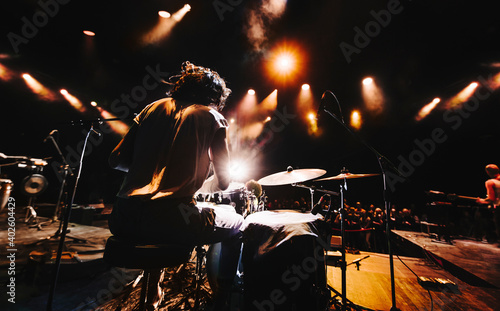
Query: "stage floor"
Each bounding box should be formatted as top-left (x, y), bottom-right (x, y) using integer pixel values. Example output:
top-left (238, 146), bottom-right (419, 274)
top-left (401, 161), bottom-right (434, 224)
top-left (327, 250), bottom-right (499, 311)
top-left (1, 215), bottom-right (499, 310)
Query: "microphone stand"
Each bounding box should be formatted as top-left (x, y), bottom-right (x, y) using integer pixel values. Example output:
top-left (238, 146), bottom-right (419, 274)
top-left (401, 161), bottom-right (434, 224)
top-left (46, 125), bottom-right (99, 311)
top-left (46, 135), bottom-right (74, 226)
top-left (320, 91), bottom-right (404, 311)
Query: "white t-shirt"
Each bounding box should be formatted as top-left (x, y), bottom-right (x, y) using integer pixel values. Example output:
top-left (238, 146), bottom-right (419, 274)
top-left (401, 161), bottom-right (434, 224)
top-left (118, 98), bottom-right (228, 200)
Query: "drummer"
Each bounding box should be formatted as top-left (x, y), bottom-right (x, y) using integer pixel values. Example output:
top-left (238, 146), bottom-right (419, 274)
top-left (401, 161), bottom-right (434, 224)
top-left (108, 61), bottom-right (243, 310)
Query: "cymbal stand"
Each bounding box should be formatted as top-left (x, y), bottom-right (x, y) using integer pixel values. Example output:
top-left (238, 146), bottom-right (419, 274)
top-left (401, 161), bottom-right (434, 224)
top-left (337, 172), bottom-right (348, 310)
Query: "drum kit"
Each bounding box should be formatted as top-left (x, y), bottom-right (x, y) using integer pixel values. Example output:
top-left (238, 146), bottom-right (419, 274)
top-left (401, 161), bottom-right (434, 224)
top-left (199, 165), bottom-right (379, 310)
top-left (0, 153), bottom-right (52, 229)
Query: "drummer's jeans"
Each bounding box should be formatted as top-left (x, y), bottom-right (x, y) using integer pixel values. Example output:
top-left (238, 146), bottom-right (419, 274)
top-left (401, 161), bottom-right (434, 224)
top-left (109, 196), bottom-right (244, 281)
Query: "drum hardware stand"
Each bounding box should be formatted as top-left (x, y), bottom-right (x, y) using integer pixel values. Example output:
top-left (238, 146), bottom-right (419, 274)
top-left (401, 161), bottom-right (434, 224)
top-left (292, 183), bottom-right (339, 211)
top-left (46, 125), bottom-right (100, 311)
top-left (318, 192), bottom-right (372, 311)
top-left (20, 161), bottom-right (51, 230)
top-left (319, 90), bottom-right (406, 311)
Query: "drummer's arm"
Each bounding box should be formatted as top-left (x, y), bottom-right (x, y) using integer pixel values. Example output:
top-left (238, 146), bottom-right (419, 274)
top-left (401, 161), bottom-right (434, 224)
top-left (198, 128), bottom-right (230, 193)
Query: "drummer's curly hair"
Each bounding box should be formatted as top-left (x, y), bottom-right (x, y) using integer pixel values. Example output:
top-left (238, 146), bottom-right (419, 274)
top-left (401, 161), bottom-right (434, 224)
top-left (168, 61), bottom-right (231, 111)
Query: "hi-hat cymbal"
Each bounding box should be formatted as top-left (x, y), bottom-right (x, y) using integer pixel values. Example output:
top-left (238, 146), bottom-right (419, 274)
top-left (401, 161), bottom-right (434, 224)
top-left (315, 172), bottom-right (379, 181)
top-left (258, 167), bottom-right (326, 186)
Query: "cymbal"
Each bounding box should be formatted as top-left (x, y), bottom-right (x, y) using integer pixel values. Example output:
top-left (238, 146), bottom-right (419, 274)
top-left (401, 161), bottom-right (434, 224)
top-left (258, 168), bottom-right (326, 186)
top-left (315, 172), bottom-right (379, 181)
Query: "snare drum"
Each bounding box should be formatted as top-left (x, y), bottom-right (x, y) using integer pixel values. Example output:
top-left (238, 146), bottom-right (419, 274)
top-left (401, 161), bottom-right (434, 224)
top-left (0, 179), bottom-right (13, 213)
top-left (241, 210), bottom-right (328, 311)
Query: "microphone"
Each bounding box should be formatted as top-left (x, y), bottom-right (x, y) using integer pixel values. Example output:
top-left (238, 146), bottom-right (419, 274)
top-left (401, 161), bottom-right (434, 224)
top-left (318, 90), bottom-right (345, 124)
top-left (311, 194), bottom-right (330, 215)
top-left (317, 92), bottom-right (327, 117)
top-left (43, 129), bottom-right (58, 143)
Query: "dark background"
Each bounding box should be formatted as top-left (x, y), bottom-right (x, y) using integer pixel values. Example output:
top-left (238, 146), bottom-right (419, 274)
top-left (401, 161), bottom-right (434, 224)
top-left (1, 0), bottom-right (498, 211)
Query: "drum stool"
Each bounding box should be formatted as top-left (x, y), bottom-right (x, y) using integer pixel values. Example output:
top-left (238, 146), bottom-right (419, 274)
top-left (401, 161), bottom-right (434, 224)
top-left (103, 236), bottom-right (193, 311)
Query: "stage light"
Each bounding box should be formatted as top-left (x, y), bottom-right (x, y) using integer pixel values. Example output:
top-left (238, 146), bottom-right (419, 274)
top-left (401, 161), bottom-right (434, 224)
top-left (230, 118), bottom-right (235, 124)
top-left (307, 112), bottom-right (315, 121)
top-left (350, 110), bottom-right (362, 130)
top-left (266, 41), bottom-right (304, 84)
top-left (361, 77), bottom-right (385, 115)
top-left (60, 89), bottom-right (86, 113)
top-left (83, 30), bottom-right (95, 37)
top-left (142, 4), bottom-right (191, 45)
top-left (90, 101), bottom-right (98, 107)
top-left (173, 4), bottom-right (191, 21)
top-left (265, 116), bottom-right (271, 122)
top-left (492, 72), bottom-right (500, 89)
top-left (248, 89), bottom-right (255, 95)
top-left (447, 82), bottom-right (479, 108)
top-left (301, 84), bottom-right (310, 91)
top-left (158, 11), bottom-right (171, 18)
top-left (237, 90), bottom-right (277, 140)
top-left (415, 98), bottom-right (440, 121)
top-left (22, 73), bottom-right (57, 101)
top-left (275, 53), bottom-right (294, 73)
top-left (0, 62), bottom-right (14, 81)
top-left (260, 89), bottom-right (278, 115)
top-left (97, 107), bottom-right (129, 135)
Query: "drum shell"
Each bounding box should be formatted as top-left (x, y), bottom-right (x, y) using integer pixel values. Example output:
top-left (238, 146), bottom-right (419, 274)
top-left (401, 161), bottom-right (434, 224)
top-left (242, 235), bottom-right (327, 311)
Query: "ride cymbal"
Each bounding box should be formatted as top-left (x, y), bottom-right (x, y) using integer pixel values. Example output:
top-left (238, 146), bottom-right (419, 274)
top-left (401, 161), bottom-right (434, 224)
top-left (315, 172), bottom-right (379, 181)
top-left (258, 167), bottom-right (326, 186)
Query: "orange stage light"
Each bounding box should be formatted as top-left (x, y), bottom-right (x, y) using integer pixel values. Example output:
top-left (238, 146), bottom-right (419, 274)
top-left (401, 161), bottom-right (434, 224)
top-left (361, 77), bottom-right (384, 115)
top-left (22, 73), bottom-right (57, 101)
top-left (158, 11), bottom-right (171, 18)
top-left (447, 82), bottom-right (479, 108)
top-left (96, 106), bottom-right (130, 135)
top-left (0, 62), bottom-right (14, 81)
top-left (60, 89), bottom-right (87, 113)
top-left (248, 89), bottom-right (256, 95)
top-left (415, 98), bottom-right (440, 121)
top-left (83, 30), bottom-right (95, 37)
top-left (142, 5), bottom-right (190, 45)
top-left (265, 42), bottom-right (305, 84)
top-left (350, 110), bottom-right (362, 130)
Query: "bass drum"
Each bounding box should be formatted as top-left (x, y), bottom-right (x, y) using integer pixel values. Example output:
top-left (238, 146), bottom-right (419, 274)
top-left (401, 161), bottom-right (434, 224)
top-left (0, 179), bottom-right (13, 213)
top-left (206, 241), bottom-right (244, 296)
top-left (202, 203), bottom-right (244, 295)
